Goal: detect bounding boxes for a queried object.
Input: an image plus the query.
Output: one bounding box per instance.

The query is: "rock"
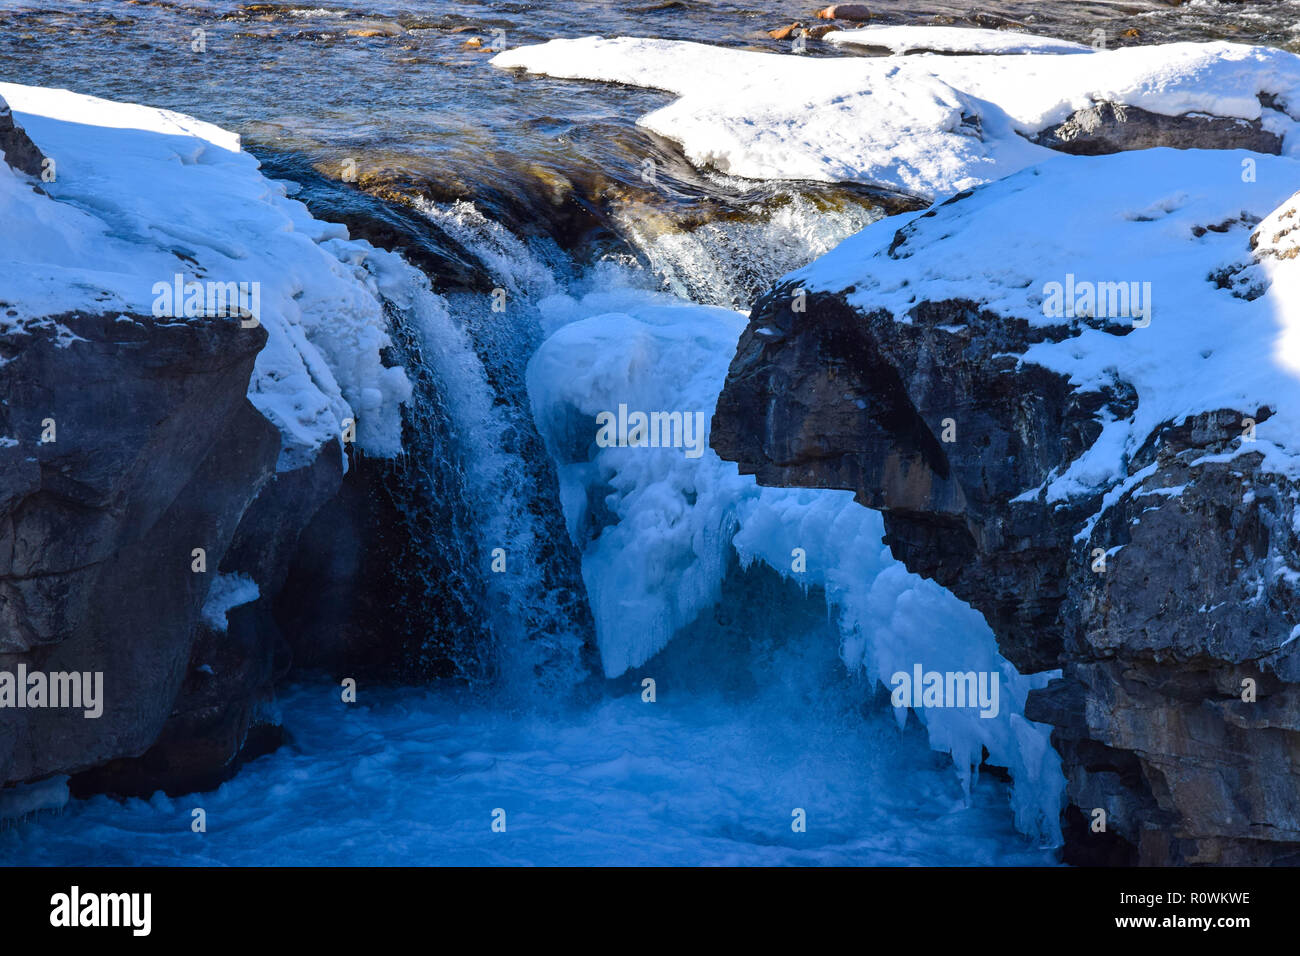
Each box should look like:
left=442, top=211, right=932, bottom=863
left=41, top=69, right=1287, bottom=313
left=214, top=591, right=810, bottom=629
left=0, top=311, right=280, bottom=787
left=768, top=24, right=802, bottom=41
left=462, top=37, right=484, bottom=49
left=711, top=154, right=1300, bottom=864
left=817, top=4, right=871, bottom=21
left=0, top=95, right=46, bottom=178
left=344, top=21, right=403, bottom=38
left=68, top=607, right=286, bottom=799
left=69, top=438, right=345, bottom=796
left=1032, top=101, right=1283, bottom=156
left=0, top=81, right=415, bottom=800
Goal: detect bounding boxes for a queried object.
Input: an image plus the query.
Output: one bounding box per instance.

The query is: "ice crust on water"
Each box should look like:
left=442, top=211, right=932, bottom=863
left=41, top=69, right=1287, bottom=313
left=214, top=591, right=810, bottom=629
left=0, top=82, right=411, bottom=470
left=494, top=37, right=1300, bottom=198
left=527, top=282, right=1064, bottom=843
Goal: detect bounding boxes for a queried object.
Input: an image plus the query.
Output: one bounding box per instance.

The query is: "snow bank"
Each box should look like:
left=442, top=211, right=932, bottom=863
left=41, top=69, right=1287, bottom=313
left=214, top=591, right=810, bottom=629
left=0, top=82, right=411, bottom=470
left=527, top=282, right=1063, bottom=842
left=791, top=148, right=1300, bottom=515
left=493, top=37, right=1300, bottom=198
left=825, top=25, right=1091, bottom=56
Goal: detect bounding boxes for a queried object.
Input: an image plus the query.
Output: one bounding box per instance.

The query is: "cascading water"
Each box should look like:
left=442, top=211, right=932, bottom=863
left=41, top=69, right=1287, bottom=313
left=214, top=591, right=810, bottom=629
left=366, top=188, right=891, bottom=702
left=609, top=188, right=888, bottom=309
left=387, top=190, right=1063, bottom=842
left=365, top=214, right=595, bottom=701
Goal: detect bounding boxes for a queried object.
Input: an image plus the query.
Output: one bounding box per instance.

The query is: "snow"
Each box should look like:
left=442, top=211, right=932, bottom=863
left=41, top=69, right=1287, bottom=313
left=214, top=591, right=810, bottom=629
left=0, top=82, right=412, bottom=470
left=825, top=25, right=1092, bottom=56
left=200, top=573, right=261, bottom=632
left=493, top=37, right=1300, bottom=199
left=787, top=148, right=1300, bottom=525
left=527, top=280, right=1063, bottom=842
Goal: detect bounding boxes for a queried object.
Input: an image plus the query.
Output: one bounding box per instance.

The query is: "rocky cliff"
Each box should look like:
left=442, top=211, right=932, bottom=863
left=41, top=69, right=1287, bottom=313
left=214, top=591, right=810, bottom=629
left=0, top=84, right=409, bottom=799
left=712, top=149, right=1300, bottom=865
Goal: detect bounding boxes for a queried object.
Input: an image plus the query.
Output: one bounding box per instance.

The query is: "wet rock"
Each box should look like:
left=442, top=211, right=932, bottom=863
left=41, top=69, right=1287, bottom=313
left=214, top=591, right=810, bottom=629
left=817, top=4, right=871, bottom=21
left=71, top=438, right=346, bottom=796
left=0, top=94, right=45, bottom=178
left=1032, top=101, right=1283, bottom=156
left=343, top=20, right=404, bottom=38
left=768, top=24, right=802, bottom=41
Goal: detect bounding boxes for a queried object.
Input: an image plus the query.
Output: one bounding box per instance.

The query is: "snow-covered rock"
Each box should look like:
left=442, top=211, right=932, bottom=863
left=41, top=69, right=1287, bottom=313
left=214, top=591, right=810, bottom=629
left=0, top=82, right=414, bottom=792
left=712, top=147, right=1300, bottom=864
left=0, top=81, right=411, bottom=471
left=493, top=37, right=1300, bottom=199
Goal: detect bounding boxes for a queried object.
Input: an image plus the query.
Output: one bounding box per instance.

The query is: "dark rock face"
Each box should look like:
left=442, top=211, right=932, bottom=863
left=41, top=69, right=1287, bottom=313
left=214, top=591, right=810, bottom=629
left=0, top=311, right=280, bottom=787
left=70, top=439, right=345, bottom=796
left=711, top=193, right=1300, bottom=865
left=1, top=305, right=356, bottom=797
left=1031, top=101, right=1283, bottom=157
left=0, top=94, right=46, bottom=178
left=713, top=291, right=1126, bottom=672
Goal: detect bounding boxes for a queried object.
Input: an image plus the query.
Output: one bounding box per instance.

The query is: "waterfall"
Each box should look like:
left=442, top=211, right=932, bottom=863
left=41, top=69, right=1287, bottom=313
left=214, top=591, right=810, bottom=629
left=365, top=224, right=594, bottom=702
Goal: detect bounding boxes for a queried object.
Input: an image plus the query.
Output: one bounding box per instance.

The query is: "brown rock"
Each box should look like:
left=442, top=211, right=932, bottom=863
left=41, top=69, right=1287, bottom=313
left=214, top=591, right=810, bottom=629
left=817, top=4, right=871, bottom=21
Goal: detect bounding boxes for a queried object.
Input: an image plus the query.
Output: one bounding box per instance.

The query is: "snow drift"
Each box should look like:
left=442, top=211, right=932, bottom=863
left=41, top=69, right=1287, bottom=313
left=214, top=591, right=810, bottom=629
left=493, top=37, right=1300, bottom=199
